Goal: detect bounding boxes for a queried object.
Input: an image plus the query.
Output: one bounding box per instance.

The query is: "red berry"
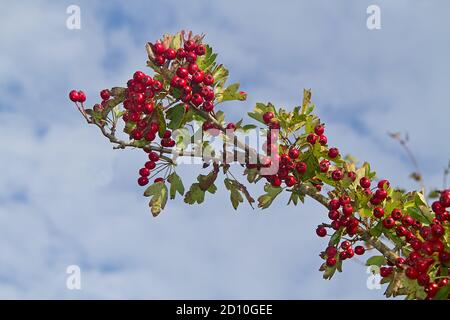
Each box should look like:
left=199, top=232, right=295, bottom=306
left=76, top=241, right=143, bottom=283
left=137, top=176, right=149, bottom=186
left=192, top=71, right=205, bottom=83
left=405, top=267, right=418, bottom=279
left=295, top=162, right=307, bottom=174
left=417, top=273, right=430, bottom=287
left=342, top=204, right=353, bottom=216
left=153, top=42, right=165, bottom=55
left=131, top=129, right=143, bottom=140
left=432, top=201, right=445, bottom=214
left=440, top=189, right=450, bottom=207
left=226, top=123, right=236, bottom=131
left=203, top=101, right=214, bottom=112
left=360, top=177, right=371, bottom=189
left=306, top=133, right=318, bottom=144
left=100, top=89, right=110, bottom=100
left=145, top=161, right=156, bottom=170
left=431, top=224, right=445, bottom=238
left=145, top=131, right=156, bottom=142
left=154, top=177, right=164, bottom=183
left=314, top=124, right=325, bottom=135
left=331, top=169, right=343, bottom=181
left=355, top=246, right=365, bottom=255
left=339, top=195, right=351, bottom=206
left=184, top=40, right=196, bottom=51
left=77, top=91, right=86, bottom=103
left=152, top=80, right=163, bottom=92
left=203, top=74, right=214, bottom=86
left=319, top=159, right=330, bottom=173
left=396, top=226, right=408, bottom=237
left=285, top=175, right=297, bottom=187
left=164, top=48, right=177, bottom=60
left=148, top=152, right=159, bottom=162
left=262, top=112, right=274, bottom=124
left=191, top=93, right=204, bottom=106
left=195, top=45, right=206, bottom=56
left=186, top=51, right=197, bottom=63
left=176, top=48, right=186, bottom=59
left=329, top=199, right=340, bottom=210
left=401, top=215, right=414, bottom=227
left=341, top=241, right=351, bottom=250
left=316, top=226, right=327, bottom=237
left=142, top=75, right=153, bottom=86
left=377, top=179, right=390, bottom=189
left=326, top=246, right=338, bottom=257
left=176, top=67, right=189, bottom=79
left=154, top=55, right=165, bottom=65
left=382, top=217, right=395, bottom=229
left=328, top=148, right=339, bottom=159
left=347, top=171, right=356, bottom=181
left=318, top=135, right=328, bottom=145
left=380, top=267, right=393, bottom=277
left=69, top=90, right=80, bottom=102
left=288, top=148, right=300, bottom=159
left=139, top=168, right=150, bottom=177
left=373, top=207, right=384, bottom=218
left=391, top=208, right=402, bottom=220
left=188, top=63, right=199, bottom=74
left=133, top=71, right=145, bottom=82
left=326, top=256, right=337, bottom=267
left=375, top=189, right=387, bottom=200
left=271, top=176, right=282, bottom=187
left=143, top=102, right=154, bottom=114
left=328, top=210, right=340, bottom=220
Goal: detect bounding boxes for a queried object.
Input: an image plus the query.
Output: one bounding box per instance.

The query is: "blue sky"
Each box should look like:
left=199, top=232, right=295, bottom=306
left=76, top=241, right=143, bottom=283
left=0, top=0, right=449, bottom=299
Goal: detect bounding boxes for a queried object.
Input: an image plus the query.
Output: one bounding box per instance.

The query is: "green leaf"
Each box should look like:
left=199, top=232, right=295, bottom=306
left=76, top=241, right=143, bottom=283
left=244, top=168, right=259, bottom=183
left=197, top=45, right=217, bottom=71
left=257, top=184, right=282, bottom=209
left=370, top=222, right=383, bottom=237
left=329, top=228, right=344, bottom=246
left=156, top=106, right=166, bottom=138
left=184, top=183, right=205, bottom=205
left=434, top=284, right=450, bottom=300
left=170, top=32, right=182, bottom=49
left=167, top=172, right=184, bottom=200
left=143, top=182, right=168, bottom=217
left=428, top=189, right=441, bottom=199
left=224, top=179, right=243, bottom=210
left=241, top=124, right=257, bottom=132
left=365, top=255, right=386, bottom=267
left=216, top=83, right=246, bottom=103
left=166, top=104, right=186, bottom=130
left=407, top=206, right=433, bottom=224
left=212, top=64, right=229, bottom=87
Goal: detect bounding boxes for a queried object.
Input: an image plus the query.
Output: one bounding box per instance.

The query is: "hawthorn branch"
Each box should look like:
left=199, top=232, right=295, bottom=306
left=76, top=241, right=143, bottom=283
left=300, top=184, right=399, bottom=263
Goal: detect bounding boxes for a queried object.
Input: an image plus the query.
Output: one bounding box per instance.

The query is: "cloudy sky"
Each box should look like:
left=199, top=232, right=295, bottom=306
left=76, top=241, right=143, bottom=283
left=0, top=0, right=449, bottom=299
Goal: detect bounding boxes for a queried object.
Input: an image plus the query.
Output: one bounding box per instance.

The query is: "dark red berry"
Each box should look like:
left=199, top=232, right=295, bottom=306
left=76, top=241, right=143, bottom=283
left=328, top=148, right=339, bottom=159
left=148, top=152, right=159, bottom=162
left=69, top=90, right=80, bottom=102
left=360, top=177, right=371, bottom=189
left=314, top=124, right=325, bottom=135
left=138, top=176, right=149, bottom=186
left=153, top=43, right=165, bottom=55
left=100, top=89, right=110, bottom=100
left=316, top=226, right=327, bottom=237
left=355, top=246, right=365, bottom=255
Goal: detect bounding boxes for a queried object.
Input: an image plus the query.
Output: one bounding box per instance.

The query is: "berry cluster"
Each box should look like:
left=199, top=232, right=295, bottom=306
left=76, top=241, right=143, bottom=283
left=376, top=189, right=449, bottom=299
left=151, top=39, right=217, bottom=115
left=257, top=113, right=343, bottom=190
left=69, top=90, right=86, bottom=103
